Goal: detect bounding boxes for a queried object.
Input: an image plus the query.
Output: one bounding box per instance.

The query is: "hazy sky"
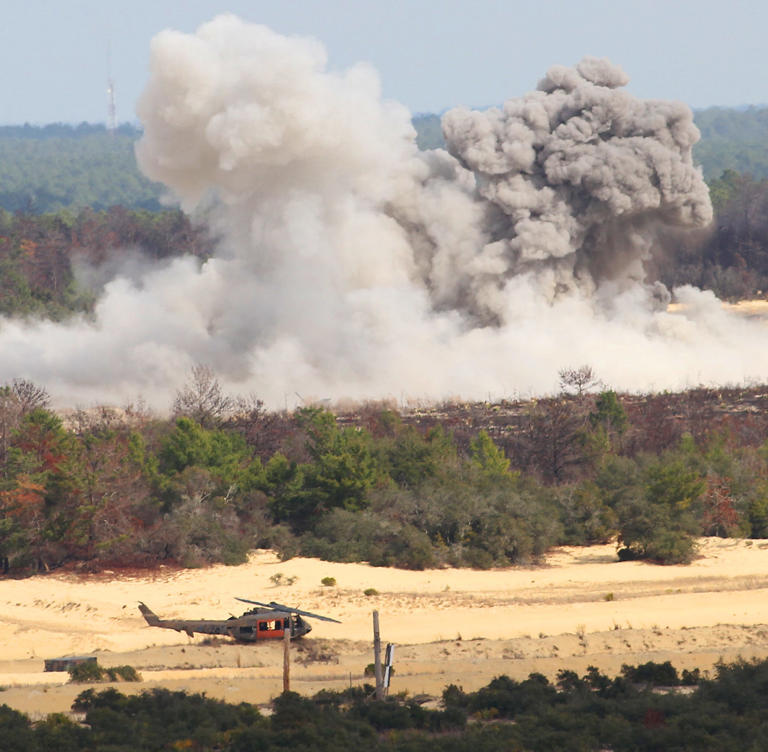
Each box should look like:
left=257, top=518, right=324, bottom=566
left=2, top=0, right=766, bottom=125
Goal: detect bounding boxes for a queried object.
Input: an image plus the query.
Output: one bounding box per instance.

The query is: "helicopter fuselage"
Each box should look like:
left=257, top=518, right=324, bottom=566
left=138, top=603, right=311, bottom=642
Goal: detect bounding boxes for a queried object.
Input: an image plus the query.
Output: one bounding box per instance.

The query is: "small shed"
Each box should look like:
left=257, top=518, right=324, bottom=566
left=44, top=655, right=97, bottom=672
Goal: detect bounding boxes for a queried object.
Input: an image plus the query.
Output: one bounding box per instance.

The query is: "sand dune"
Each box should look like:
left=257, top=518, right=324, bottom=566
left=2, top=537, right=768, bottom=717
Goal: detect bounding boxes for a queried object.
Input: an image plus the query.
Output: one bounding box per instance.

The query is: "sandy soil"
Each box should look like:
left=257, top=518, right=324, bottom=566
left=3, top=537, right=768, bottom=718
left=668, top=299, right=768, bottom=320
left=724, top=299, right=768, bottom=319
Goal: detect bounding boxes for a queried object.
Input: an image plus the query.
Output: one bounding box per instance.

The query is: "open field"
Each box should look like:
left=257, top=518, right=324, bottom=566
left=2, top=538, right=768, bottom=717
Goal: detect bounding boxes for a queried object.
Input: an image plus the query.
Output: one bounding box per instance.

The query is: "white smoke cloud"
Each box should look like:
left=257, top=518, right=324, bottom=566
left=0, top=15, right=766, bottom=410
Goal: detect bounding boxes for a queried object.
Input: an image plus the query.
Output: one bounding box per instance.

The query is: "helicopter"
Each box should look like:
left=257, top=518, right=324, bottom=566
left=138, top=598, right=341, bottom=643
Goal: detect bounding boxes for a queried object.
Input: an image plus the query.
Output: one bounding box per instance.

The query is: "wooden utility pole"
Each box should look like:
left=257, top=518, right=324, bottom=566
left=372, top=610, right=384, bottom=700
left=283, top=623, right=291, bottom=693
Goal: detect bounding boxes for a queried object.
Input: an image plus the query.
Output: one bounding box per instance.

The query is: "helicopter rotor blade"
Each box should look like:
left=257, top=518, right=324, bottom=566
left=236, top=597, right=341, bottom=623
left=236, top=597, right=276, bottom=610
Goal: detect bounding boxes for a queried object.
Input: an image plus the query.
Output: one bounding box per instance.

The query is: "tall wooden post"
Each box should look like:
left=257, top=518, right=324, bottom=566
left=372, top=610, right=384, bottom=700
left=283, top=622, right=291, bottom=693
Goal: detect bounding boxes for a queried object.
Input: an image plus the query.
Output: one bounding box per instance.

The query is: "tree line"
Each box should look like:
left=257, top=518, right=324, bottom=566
left=0, top=124, right=163, bottom=213
left=2, top=366, right=768, bottom=575
left=654, top=169, right=768, bottom=299
left=3, top=107, right=768, bottom=210
left=692, top=105, right=768, bottom=180
left=5, top=175, right=768, bottom=321
left=2, top=656, right=768, bottom=750
left=0, top=207, right=214, bottom=320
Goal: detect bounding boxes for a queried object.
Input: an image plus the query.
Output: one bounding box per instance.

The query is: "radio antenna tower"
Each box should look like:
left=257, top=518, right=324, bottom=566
left=106, top=42, right=117, bottom=134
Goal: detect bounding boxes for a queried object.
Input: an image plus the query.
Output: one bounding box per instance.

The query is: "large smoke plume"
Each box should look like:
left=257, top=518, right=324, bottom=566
left=1, top=15, right=766, bottom=408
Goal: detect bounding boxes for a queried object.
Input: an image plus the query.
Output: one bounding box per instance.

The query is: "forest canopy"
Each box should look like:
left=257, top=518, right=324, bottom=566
left=0, top=124, right=163, bottom=213
left=3, top=106, right=768, bottom=213
left=1, top=369, right=767, bottom=575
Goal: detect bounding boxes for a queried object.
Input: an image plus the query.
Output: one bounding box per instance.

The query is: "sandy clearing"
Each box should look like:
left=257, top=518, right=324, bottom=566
left=2, top=538, right=768, bottom=716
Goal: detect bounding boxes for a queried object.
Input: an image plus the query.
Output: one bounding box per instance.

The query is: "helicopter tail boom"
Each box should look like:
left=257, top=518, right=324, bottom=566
left=138, top=602, right=161, bottom=627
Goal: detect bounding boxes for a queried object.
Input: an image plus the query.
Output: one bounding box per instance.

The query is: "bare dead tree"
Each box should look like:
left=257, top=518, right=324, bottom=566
left=224, top=393, right=295, bottom=460
left=172, top=364, right=234, bottom=428
left=0, top=389, right=21, bottom=474
left=558, top=365, right=600, bottom=397
left=68, top=405, right=128, bottom=438
left=11, top=379, right=50, bottom=414
left=233, top=392, right=266, bottom=418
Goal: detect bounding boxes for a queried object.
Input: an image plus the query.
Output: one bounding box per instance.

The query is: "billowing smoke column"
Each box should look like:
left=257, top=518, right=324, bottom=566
left=440, top=57, right=712, bottom=318
left=0, top=14, right=765, bottom=408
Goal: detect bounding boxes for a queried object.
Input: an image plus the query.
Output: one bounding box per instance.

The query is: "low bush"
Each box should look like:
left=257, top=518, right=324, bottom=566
left=68, top=661, right=104, bottom=683
left=621, top=660, right=680, bottom=686
left=68, top=662, right=142, bottom=683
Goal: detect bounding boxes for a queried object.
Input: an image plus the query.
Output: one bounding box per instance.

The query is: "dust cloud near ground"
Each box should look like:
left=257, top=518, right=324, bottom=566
left=2, top=538, right=768, bottom=717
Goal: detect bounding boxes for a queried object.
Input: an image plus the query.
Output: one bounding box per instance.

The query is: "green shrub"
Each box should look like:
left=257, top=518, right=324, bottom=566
left=621, top=660, right=680, bottom=686
left=105, top=665, right=142, bottom=682
left=681, top=667, right=702, bottom=685
left=68, top=661, right=104, bottom=683
left=269, top=572, right=297, bottom=586
left=615, top=456, right=703, bottom=564
left=320, top=576, right=336, bottom=587
left=462, top=546, right=495, bottom=569
left=68, top=661, right=141, bottom=683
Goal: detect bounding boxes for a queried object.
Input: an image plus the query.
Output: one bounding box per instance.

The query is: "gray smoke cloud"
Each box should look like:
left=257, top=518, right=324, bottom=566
left=436, top=57, right=712, bottom=320
left=0, top=15, right=765, bottom=409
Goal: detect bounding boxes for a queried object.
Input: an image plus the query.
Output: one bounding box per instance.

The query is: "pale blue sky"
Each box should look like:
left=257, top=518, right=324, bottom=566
left=2, top=0, right=765, bottom=125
